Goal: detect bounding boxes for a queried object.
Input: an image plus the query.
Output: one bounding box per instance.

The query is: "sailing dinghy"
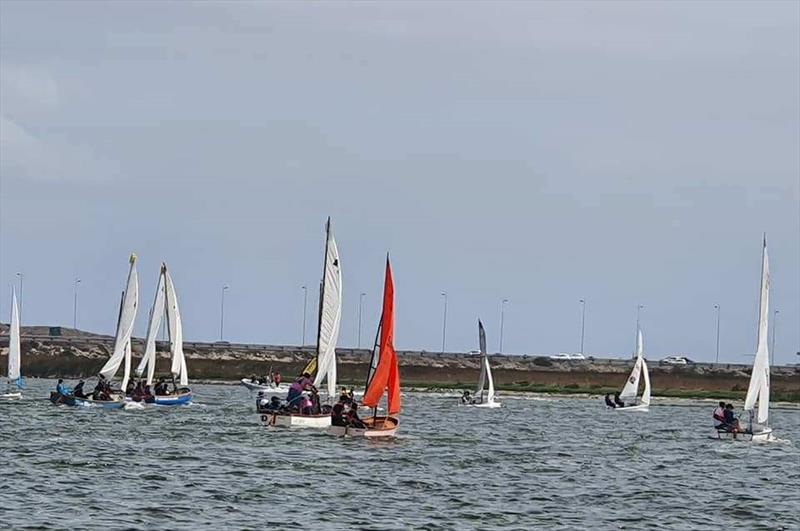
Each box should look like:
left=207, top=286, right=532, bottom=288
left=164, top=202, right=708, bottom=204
left=135, top=263, right=192, bottom=406
left=328, top=256, right=400, bottom=438
left=51, top=254, right=138, bottom=409
left=261, top=218, right=342, bottom=428
left=613, top=329, right=651, bottom=412
left=2, top=289, right=23, bottom=399
left=463, top=321, right=500, bottom=408
left=716, top=237, right=775, bottom=442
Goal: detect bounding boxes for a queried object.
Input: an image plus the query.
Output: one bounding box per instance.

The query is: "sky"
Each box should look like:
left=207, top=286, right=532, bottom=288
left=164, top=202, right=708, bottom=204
left=1, top=1, right=798, bottom=363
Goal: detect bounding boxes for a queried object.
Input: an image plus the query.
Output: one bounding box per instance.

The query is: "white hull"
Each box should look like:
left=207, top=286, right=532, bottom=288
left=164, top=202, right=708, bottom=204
left=714, top=427, right=774, bottom=442
left=241, top=379, right=277, bottom=391
left=614, top=403, right=649, bottom=412
left=1, top=392, right=22, bottom=400
left=260, top=411, right=331, bottom=428
left=466, top=400, right=501, bottom=409
left=327, top=416, right=399, bottom=438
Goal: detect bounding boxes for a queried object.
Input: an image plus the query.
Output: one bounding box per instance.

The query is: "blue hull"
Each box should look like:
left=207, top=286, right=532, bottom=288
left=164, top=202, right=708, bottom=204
left=150, top=390, right=192, bottom=406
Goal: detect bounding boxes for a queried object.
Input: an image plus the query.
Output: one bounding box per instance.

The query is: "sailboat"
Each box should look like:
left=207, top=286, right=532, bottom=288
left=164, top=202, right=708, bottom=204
left=261, top=218, right=342, bottom=428
left=1, top=289, right=23, bottom=399
left=717, top=237, right=775, bottom=442
left=613, top=329, right=651, bottom=412
left=135, top=263, right=192, bottom=406
left=463, top=320, right=500, bottom=408
left=328, top=256, right=399, bottom=438
left=51, top=254, right=138, bottom=409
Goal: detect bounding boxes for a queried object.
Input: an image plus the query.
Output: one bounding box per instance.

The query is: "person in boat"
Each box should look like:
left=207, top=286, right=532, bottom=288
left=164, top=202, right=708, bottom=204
left=722, top=403, right=745, bottom=436
left=125, top=379, right=136, bottom=396
left=56, top=379, right=67, bottom=396
left=143, top=385, right=155, bottom=402
left=461, top=390, right=473, bottom=405
left=286, top=372, right=314, bottom=411
left=613, top=393, right=625, bottom=408
left=155, top=377, right=169, bottom=396
left=73, top=379, right=88, bottom=399
left=339, top=386, right=352, bottom=405
left=604, top=393, right=616, bottom=408
left=300, top=394, right=315, bottom=415
left=274, top=372, right=282, bottom=386
left=131, top=381, right=145, bottom=402
left=309, top=387, right=322, bottom=414
left=345, top=402, right=366, bottom=429
left=712, top=401, right=726, bottom=430
left=332, top=400, right=347, bottom=427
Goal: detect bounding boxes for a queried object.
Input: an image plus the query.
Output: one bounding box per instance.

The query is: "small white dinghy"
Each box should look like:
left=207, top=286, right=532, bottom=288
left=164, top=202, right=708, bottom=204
left=716, top=237, right=775, bottom=442
left=463, top=321, right=500, bottom=408
left=613, top=329, right=651, bottom=412
left=2, top=289, right=23, bottom=400
left=261, top=218, right=341, bottom=428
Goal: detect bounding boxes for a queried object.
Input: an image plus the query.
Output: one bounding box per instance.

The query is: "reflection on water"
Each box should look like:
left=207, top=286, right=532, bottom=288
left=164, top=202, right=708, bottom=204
left=2, top=380, right=798, bottom=530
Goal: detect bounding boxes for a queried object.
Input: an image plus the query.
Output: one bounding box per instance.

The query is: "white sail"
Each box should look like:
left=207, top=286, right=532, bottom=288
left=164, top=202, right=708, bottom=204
left=121, top=340, right=132, bottom=392
left=7, top=289, right=21, bottom=382
left=99, top=254, right=139, bottom=383
left=475, top=321, right=487, bottom=397
left=620, top=329, right=644, bottom=401
left=313, top=219, right=342, bottom=398
left=485, top=355, right=496, bottom=403
left=164, top=266, right=188, bottom=386
left=137, top=267, right=166, bottom=385
left=640, top=359, right=651, bottom=406
left=744, top=237, right=770, bottom=425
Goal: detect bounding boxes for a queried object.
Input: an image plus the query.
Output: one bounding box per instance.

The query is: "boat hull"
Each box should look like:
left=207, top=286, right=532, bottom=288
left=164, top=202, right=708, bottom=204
left=1, top=392, right=22, bottom=400
left=327, top=416, right=399, bottom=438
left=50, top=392, right=126, bottom=409
left=241, top=379, right=276, bottom=392
left=465, top=400, right=501, bottom=409
left=148, top=389, right=192, bottom=406
left=714, top=427, right=774, bottom=442
left=614, top=403, right=649, bottom=412
left=260, top=411, right=331, bottom=428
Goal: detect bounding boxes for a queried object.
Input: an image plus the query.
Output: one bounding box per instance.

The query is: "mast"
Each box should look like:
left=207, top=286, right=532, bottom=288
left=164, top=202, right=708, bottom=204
left=315, top=218, right=331, bottom=373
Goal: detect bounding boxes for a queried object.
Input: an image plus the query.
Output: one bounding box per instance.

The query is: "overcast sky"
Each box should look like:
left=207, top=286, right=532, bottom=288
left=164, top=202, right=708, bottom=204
left=1, top=1, right=798, bottom=363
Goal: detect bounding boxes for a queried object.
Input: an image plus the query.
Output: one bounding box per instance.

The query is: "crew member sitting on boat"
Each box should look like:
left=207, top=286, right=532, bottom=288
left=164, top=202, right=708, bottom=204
left=722, top=403, right=746, bottom=437
left=274, top=372, right=282, bottom=386
left=286, top=372, right=315, bottom=411
left=92, top=377, right=112, bottom=401
left=339, top=386, right=352, bottom=405
left=712, top=401, right=726, bottom=430
left=346, top=402, right=366, bottom=428
left=73, top=379, right=88, bottom=398
left=461, top=390, right=474, bottom=405
left=332, top=400, right=347, bottom=426
left=56, top=379, right=68, bottom=396
left=155, top=377, right=170, bottom=396
left=143, top=385, right=155, bottom=402
left=131, top=381, right=146, bottom=402
left=125, top=379, right=136, bottom=396
left=604, top=393, right=616, bottom=408
left=613, top=393, right=625, bottom=408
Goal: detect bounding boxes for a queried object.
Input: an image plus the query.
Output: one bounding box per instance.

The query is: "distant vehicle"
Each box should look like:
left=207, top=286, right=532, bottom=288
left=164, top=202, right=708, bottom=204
left=549, top=352, right=586, bottom=360
left=661, top=355, right=690, bottom=365
left=214, top=341, right=231, bottom=345
left=468, top=350, right=481, bottom=355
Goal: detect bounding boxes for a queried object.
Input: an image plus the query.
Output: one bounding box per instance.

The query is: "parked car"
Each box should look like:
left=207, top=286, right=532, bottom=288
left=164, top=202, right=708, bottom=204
left=661, top=355, right=690, bottom=365
left=549, top=352, right=586, bottom=360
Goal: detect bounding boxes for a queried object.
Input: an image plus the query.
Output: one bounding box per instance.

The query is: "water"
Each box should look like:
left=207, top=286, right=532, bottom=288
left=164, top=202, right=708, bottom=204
left=2, top=380, right=799, bottom=530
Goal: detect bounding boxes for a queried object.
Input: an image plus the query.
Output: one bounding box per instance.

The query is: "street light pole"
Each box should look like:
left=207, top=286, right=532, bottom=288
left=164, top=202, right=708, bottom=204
left=357, top=292, right=366, bottom=349
left=499, top=298, right=508, bottom=353
left=634, top=304, right=644, bottom=358
left=219, top=285, right=229, bottom=341
left=771, top=309, right=779, bottom=365
left=301, top=285, right=308, bottom=346
left=714, top=304, right=721, bottom=363
left=73, top=278, right=81, bottom=329
left=579, top=299, right=586, bottom=356
left=16, top=272, right=23, bottom=323
left=441, top=291, right=448, bottom=353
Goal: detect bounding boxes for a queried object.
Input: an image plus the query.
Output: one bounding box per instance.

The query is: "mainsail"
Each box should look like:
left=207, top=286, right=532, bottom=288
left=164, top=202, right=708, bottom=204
left=165, top=265, right=188, bottom=386
left=475, top=320, right=496, bottom=403
left=620, top=328, right=649, bottom=405
left=99, top=254, right=139, bottom=387
left=312, top=218, right=343, bottom=398
left=744, top=236, right=770, bottom=426
left=137, top=266, right=166, bottom=385
left=7, top=289, right=21, bottom=385
left=362, top=257, right=400, bottom=416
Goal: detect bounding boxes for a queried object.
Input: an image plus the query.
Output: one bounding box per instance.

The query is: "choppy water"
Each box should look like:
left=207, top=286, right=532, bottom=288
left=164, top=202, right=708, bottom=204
left=1, top=380, right=799, bottom=530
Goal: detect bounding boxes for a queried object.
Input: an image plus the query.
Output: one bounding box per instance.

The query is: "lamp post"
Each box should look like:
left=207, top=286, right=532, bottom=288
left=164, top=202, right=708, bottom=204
left=771, top=309, right=779, bottom=365
left=73, top=278, right=81, bottom=329
left=714, top=304, right=721, bottom=363
left=357, top=292, right=366, bottom=349
left=634, top=304, right=644, bottom=358
left=499, top=298, right=509, bottom=353
left=301, top=285, right=308, bottom=346
left=16, top=272, right=23, bottom=323
left=579, top=299, right=586, bottom=356
left=219, top=285, right=229, bottom=341
left=441, top=291, right=448, bottom=353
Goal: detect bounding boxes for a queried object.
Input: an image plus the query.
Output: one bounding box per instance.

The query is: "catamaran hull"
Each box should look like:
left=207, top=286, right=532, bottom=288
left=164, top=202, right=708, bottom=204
left=328, top=416, right=399, bottom=438
left=50, top=392, right=126, bottom=409
left=260, top=412, right=331, bottom=428
left=614, top=404, right=649, bottom=412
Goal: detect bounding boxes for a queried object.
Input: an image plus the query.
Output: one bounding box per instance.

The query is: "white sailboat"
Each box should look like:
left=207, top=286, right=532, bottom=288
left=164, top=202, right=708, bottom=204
left=2, top=289, right=23, bottom=399
left=613, top=329, right=651, bottom=412
left=464, top=320, right=500, bottom=408
left=261, top=218, right=341, bottom=428
left=135, top=263, right=192, bottom=405
left=718, top=237, right=775, bottom=442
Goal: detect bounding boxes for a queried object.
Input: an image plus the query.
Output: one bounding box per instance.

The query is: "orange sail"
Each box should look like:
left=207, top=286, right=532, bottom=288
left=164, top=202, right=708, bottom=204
left=362, top=257, right=401, bottom=415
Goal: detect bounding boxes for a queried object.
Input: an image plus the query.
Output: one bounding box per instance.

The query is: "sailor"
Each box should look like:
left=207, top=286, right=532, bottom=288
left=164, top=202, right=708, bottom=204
left=274, top=371, right=282, bottom=386
left=461, top=390, right=472, bottom=405
left=73, top=379, right=87, bottom=398
left=155, top=377, right=168, bottom=396
left=256, top=391, right=270, bottom=411
left=331, top=401, right=347, bottom=427
left=286, top=372, right=314, bottom=410
left=613, top=393, right=625, bottom=408
left=339, top=386, right=351, bottom=405
left=723, top=404, right=745, bottom=437
left=131, top=381, right=145, bottom=402
left=712, top=401, right=726, bottom=429
left=143, top=385, right=155, bottom=402
left=56, top=379, right=67, bottom=396
left=346, top=403, right=366, bottom=429
left=125, top=379, right=136, bottom=396
left=604, top=394, right=616, bottom=408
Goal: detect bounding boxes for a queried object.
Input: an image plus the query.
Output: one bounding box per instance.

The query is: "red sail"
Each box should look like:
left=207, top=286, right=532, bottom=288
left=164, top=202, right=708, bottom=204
left=362, top=258, right=401, bottom=415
